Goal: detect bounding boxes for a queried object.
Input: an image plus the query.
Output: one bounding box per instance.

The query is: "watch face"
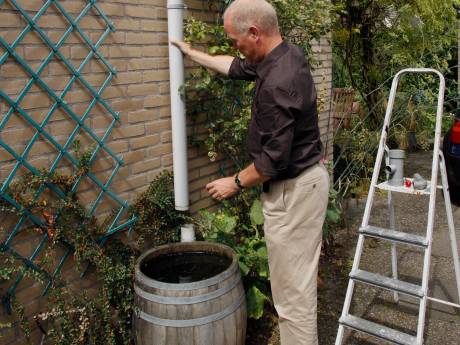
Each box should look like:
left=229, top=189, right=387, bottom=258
left=235, top=175, right=243, bottom=189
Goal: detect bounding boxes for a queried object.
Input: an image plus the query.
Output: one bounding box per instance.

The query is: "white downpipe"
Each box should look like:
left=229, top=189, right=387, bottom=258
left=167, top=0, right=189, bottom=211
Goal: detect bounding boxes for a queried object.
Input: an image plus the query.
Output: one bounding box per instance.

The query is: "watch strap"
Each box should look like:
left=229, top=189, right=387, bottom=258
left=234, top=174, right=244, bottom=189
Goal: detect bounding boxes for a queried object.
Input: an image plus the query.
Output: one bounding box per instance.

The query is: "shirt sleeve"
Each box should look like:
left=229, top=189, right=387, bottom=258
left=228, top=57, right=257, bottom=81
left=253, top=87, right=298, bottom=178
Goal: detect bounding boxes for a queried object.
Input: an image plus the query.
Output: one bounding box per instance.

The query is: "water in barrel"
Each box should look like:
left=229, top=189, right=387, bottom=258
left=140, top=251, right=232, bottom=283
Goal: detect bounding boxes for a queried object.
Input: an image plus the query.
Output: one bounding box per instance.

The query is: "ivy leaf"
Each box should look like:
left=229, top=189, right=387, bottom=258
left=246, top=285, right=269, bottom=319
left=250, top=199, right=264, bottom=226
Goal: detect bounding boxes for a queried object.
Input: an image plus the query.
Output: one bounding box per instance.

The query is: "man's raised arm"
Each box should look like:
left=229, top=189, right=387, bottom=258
left=171, top=40, right=234, bottom=76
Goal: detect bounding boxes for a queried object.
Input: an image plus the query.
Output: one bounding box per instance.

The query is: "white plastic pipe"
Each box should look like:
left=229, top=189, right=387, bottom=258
left=180, top=223, right=196, bottom=242
left=167, top=0, right=189, bottom=211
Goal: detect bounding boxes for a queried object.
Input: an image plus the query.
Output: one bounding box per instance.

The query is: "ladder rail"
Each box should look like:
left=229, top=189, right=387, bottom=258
left=416, top=69, right=445, bottom=345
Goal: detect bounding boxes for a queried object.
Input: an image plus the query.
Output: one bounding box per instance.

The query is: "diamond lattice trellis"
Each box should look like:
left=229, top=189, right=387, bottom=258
left=0, top=0, right=137, bottom=312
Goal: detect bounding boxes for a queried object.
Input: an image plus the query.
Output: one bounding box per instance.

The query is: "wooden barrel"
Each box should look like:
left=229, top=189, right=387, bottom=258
left=133, top=242, right=247, bottom=345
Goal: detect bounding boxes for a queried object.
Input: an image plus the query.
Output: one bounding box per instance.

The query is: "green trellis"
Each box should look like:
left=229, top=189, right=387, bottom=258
left=0, top=0, right=137, bottom=312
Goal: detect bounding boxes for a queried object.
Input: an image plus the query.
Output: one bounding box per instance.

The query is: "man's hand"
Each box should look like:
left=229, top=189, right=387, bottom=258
left=170, top=40, right=192, bottom=55
left=206, top=177, right=240, bottom=201
left=170, top=40, right=234, bottom=76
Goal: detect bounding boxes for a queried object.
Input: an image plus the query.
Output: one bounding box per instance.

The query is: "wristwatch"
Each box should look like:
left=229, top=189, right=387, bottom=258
left=234, top=173, right=245, bottom=190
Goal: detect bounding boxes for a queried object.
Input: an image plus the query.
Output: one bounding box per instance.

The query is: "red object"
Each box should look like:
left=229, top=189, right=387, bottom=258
left=405, top=179, right=412, bottom=188
left=451, top=118, right=460, bottom=144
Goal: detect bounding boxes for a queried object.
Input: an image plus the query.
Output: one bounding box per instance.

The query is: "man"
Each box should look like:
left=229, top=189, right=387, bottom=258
left=172, top=1, right=329, bottom=344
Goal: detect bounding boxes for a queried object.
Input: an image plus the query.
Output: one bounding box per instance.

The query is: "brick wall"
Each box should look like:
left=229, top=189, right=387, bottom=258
left=0, top=1, right=332, bottom=344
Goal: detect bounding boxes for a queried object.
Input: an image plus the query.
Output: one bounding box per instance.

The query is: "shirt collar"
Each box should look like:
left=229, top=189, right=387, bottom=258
left=256, top=41, right=289, bottom=78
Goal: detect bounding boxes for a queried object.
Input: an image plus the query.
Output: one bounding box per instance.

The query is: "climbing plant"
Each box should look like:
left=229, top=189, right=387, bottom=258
left=0, top=169, right=185, bottom=344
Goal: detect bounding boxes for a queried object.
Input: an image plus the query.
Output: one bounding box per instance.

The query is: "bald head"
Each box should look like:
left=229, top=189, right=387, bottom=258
left=223, top=0, right=280, bottom=36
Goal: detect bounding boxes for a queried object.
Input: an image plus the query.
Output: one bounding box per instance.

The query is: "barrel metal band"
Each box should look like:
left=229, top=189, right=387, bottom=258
left=134, top=273, right=241, bottom=305
left=137, top=292, right=245, bottom=328
left=137, top=262, right=239, bottom=291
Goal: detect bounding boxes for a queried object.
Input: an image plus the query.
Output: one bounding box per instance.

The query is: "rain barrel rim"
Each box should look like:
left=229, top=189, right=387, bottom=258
left=135, top=241, right=239, bottom=291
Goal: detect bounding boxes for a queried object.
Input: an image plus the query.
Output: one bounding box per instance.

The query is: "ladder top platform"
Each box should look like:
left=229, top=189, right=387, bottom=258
left=376, top=179, right=442, bottom=196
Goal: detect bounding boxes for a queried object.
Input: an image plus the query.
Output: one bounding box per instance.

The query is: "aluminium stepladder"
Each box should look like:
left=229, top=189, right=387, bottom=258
left=335, top=68, right=460, bottom=345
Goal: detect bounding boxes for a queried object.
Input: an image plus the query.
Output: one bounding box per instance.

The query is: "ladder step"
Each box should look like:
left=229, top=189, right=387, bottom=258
left=360, top=225, right=428, bottom=247
left=350, top=269, right=423, bottom=298
left=339, top=315, right=417, bottom=345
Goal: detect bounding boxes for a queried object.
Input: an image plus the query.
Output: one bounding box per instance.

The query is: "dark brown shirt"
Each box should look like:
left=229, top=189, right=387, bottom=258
left=228, top=41, right=323, bottom=181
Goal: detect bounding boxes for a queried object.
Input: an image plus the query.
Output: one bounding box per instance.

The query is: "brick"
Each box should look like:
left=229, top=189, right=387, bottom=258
left=147, top=143, right=172, bottom=157
left=199, top=163, right=220, bottom=177
left=130, top=134, right=160, bottom=149
left=156, top=7, right=167, bottom=19
left=131, top=158, right=161, bottom=174
left=161, top=131, right=172, bottom=143
left=125, top=32, right=168, bottom=45
left=144, top=95, right=170, bottom=108
left=107, top=140, right=129, bottom=153
left=189, top=156, right=212, bottom=169
left=49, top=120, right=78, bottom=136
left=123, top=149, right=145, bottom=164
left=146, top=120, right=171, bottom=133
left=36, top=14, right=69, bottom=29
left=18, top=93, right=52, bottom=109
left=159, top=106, right=171, bottom=119
left=112, top=124, right=145, bottom=139
left=66, top=89, right=92, bottom=103
left=112, top=71, right=143, bottom=85
left=161, top=153, right=173, bottom=166
left=111, top=174, right=146, bottom=193
left=109, top=59, right=129, bottom=72
left=25, top=46, right=70, bottom=61
left=114, top=18, right=141, bottom=31
left=190, top=196, right=215, bottom=213
left=125, top=5, right=157, bottom=19
left=59, top=1, right=86, bottom=14
left=143, top=69, right=170, bottom=82
left=159, top=83, right=171, bottom=94
left=111, top=98, right=144, bottom=112
left=0, top=13, right=25, bottom=27
left=70, top=45, right=91, bottom=59
left=111, top=0, right=164, bottom=5
left=128, top=109, right=155, bottom=123
left=128, top=58, right=168, bottom=71
left=98, top=3, right=125, bottom=16
left=47, top=61, right=72, bottom=76
left=101, top=85, right=127, bottom=99
left=0, top=62, right=30, bottom=78
left=142, top=46, right=168, bottom=57
left=92, top=157, right=114, bottom=172
left=127, top=83, right=159, bottom=97
left=141, top=19, right=168, bottom=32
left=109, top=46, right=142, bottom=58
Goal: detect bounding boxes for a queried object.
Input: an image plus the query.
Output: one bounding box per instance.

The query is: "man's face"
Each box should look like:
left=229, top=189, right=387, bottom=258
left=224, top=17, right=262, bottom=63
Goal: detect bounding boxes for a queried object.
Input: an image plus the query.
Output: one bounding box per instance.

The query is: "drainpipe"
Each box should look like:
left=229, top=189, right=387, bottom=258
left=167, top=0, right=189, bottom=211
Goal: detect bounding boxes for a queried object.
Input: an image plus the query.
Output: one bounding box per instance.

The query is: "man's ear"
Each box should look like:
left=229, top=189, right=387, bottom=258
left=248, top=26, right=261, bottom=41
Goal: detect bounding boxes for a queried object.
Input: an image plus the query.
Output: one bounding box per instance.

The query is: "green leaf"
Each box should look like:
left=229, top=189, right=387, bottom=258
left=246, top=286, right=269, bottom=319
left=217, top=213, right=237, bottom=234
left=250, top=199, right=264, bottom=226
left=238, top=260, right=250, bottom=276
left=326, top=208, right=341, bottom=223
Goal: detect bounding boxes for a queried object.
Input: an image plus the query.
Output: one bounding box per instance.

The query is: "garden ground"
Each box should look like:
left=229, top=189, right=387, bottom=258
left=246, top=151, right=460, bottom=344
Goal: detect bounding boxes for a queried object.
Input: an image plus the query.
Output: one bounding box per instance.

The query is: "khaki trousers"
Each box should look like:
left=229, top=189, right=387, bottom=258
left=262, top=163, right=329, bottom=345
